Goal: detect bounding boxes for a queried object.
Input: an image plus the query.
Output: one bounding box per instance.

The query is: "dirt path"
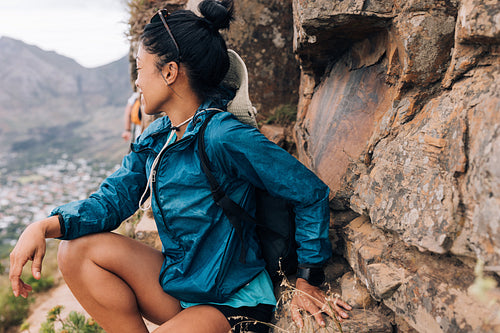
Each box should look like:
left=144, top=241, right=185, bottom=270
left=26, top=278, right=158, bottom=332
left=25, top=280, right=87, bottom=331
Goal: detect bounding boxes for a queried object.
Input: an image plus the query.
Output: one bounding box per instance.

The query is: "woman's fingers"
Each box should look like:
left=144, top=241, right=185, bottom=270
left=323, top=296, right=351, bottom=320
left=19, top=280, right=33, bottom=298
left=334, top=297, right=352, bottom=318
left=9, top=222, right=48, bottom=297
left=302, top=295, right=325, bottom=326
left=291, top=278, right=352, bottom=327
left=311, top=306, right=326, bottom=327
left=9, top=252, right=28, bottom=297
left=290, top=301, right=304, bottom=328
left=31, top=248, right=45, bottom=280
left=292, top=288, right=327, bottom=327
left=10, top=249, right=42, bottom=297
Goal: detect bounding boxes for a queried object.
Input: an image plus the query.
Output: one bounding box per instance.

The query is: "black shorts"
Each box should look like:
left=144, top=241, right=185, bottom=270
left=211, top=303, right=274, bottom=333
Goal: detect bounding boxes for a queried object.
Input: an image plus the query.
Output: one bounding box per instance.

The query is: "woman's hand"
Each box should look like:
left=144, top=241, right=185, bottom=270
left=9, top=216, right=61, bottom=298
left=122, top=130, right=132, bottom=142
left=290, top=278, right=351, bottom=328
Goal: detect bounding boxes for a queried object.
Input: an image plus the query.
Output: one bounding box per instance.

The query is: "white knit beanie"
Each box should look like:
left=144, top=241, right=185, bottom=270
left=221, top=50, right=258, bottom=128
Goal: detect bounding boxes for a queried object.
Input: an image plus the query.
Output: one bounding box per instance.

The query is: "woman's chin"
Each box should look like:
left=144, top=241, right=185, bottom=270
left=143, top=107, right=163, bottom=116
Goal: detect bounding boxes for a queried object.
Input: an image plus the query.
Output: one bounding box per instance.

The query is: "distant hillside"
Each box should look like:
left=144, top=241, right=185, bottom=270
left=0, top=37, right=132, bottom=170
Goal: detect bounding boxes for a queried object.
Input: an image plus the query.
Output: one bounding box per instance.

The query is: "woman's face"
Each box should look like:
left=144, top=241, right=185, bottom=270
left=135, top=44, right=169, bottom=115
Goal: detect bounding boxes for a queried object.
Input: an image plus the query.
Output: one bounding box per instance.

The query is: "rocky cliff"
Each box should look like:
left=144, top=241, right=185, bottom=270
left=127, top=0, right=500, bottom=332
left=293, top=0, right=500, bottom=331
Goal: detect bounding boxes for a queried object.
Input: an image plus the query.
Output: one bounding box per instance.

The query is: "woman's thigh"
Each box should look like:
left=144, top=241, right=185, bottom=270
left=154, top=305, right=231, bottom=333
left=58, top=232, right=181, bottom=324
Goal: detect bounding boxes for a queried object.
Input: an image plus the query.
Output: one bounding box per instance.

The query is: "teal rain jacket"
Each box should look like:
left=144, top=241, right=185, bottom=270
left=51, top=100, right=332, bottom=303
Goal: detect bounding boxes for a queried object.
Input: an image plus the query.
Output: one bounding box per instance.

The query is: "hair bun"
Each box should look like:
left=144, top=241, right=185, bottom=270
left=199, top=0, right=234, bottom=30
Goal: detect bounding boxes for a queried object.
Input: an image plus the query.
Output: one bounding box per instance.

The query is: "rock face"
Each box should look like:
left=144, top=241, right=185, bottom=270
left=127, top=0, right=500, bottom=332
left=220, top=0, right=300, bottom=116
left=293, top=0, right=500, bottom=331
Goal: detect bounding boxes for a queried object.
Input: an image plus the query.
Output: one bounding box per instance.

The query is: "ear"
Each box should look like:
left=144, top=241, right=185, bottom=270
left=161, top=61, right=179, bottom=85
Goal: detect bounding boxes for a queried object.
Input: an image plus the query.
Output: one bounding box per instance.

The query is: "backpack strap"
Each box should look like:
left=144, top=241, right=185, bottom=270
left=198, top=111, right=256, bottom=263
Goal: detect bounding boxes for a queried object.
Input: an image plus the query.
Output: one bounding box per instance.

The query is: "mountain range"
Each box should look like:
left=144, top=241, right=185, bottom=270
left=0, top=36, right=133, bottom=171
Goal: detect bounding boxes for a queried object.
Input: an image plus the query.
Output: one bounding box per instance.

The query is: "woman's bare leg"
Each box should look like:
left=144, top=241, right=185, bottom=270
left=58, top=232, right=181, bottom=333
left=58, top=232, right=231, bottom=333
left=153, top=305, right=231, bottom=333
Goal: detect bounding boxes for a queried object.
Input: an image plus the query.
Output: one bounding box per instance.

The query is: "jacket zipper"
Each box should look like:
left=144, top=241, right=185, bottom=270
left=130, top=146, right=156, bottom=154
left=143, top=113, right=206, bottom=244
left=151, top=135, right=193, bottom=245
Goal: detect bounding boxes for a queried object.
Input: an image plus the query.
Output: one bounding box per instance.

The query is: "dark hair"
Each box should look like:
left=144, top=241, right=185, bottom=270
left=140, top=0, right=234, bottom=100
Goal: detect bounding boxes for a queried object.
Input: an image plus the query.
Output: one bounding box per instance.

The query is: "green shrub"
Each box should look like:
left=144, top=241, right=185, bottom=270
left=24, top=275, right=54, bottom=293
left=0, top=241, right=58, bottom=332
left=265, top=104, right=297, bottom=126
left=36, top=306, right=104, bottom=333
left=0, top=290, right=32, bottom=332
left=0, top=276, right=54, bottom=332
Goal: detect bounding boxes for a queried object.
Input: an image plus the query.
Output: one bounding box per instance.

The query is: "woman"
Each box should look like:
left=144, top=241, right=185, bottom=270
left=9, top=1, right=351, bottom=332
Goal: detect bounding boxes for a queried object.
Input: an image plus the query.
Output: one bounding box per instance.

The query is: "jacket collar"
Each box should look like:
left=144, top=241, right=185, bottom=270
left=131, top=98, right=227, bottom=153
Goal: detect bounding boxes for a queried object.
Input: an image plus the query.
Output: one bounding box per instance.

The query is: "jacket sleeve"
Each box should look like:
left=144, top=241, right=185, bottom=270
left=206, top=114, right=332, bottom=267
left=49, top=150, right=148, bottom=240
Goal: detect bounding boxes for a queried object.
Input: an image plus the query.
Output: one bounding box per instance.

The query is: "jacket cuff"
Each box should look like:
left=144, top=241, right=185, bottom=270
left=52, top=213, right=66, bottom=238
left=297, top=266, right=325, bottom=286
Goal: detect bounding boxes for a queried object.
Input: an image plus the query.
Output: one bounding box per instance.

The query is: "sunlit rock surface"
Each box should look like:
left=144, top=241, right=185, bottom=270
left=293, top=0, right=500, bottom=331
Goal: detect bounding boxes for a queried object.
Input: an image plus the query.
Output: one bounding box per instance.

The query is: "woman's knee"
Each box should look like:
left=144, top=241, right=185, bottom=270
left=57, top=235, right=93, bottom=275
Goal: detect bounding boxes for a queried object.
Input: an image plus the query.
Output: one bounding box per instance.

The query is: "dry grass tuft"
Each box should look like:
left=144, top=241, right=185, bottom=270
left=231, top=274, right=345, bottom=333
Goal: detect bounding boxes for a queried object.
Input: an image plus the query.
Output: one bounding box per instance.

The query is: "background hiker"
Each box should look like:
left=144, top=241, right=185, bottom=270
left=122, top=91, right=142, bottom=142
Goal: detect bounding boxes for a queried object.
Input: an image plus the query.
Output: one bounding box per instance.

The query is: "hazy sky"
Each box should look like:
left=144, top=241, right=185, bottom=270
left=0, top=0, right=130, bottom=68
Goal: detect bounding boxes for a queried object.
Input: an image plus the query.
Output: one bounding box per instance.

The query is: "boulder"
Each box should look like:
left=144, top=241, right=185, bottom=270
left=451, top=65, right=500, bottom=266
left=455, top=0, right=500, bottom=44
left=443, top=0, right=499, bottom=87
left=340, top=271, right=374, bottom=308
left=292, top=0, right=499, bottom=264
left=343, top=216, right=500, bottom=332
left=391, top=9, right=456, bottom=86
left=351, top=89, right=467, bottom=253
left=351, top=64, right=500, bottom=263
left=260, top=124, right=285, bottom=147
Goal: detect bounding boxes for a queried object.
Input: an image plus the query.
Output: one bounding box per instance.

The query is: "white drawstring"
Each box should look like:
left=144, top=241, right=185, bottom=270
left=139, top=115, right=194, bottom=211
left=137, top=109, right=225, bottom=210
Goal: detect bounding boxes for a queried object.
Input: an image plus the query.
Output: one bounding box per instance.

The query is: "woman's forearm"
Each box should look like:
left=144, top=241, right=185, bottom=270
left=38, top=215, right=63, bottom=238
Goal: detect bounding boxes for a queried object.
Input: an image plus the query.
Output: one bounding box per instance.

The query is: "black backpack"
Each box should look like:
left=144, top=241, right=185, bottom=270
left=197, top=111, right=298, bottom=283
